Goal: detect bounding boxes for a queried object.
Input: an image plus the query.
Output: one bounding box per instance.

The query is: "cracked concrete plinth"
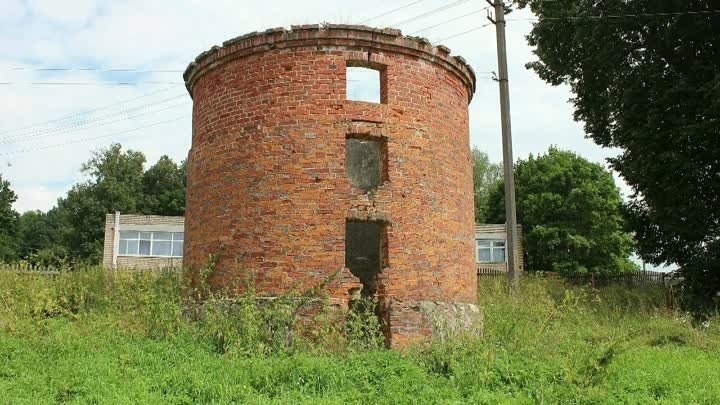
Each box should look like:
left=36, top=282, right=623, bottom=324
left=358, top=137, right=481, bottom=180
left=383, top=299, right=483, bottom=347
left=419, top=301, right=483, bottom=342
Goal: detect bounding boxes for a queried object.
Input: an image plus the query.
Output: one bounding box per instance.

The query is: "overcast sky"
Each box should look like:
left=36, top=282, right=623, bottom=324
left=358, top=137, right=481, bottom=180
left=0, top=0, right=629, bottom=213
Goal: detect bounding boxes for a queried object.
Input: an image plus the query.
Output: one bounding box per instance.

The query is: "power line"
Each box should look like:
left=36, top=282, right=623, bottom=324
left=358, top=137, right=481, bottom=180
left=436, top=22, right=495, bottom=42
left=0, top=101, right=188, bottom=147
left=5, top=67, right=184, bottom=73
left=409, top=6, right=490, bottom=35
left=359, top=0, right=427, bottom=24
left=0, top=115, right=189, bottom=157
left=393, top=0, right=471, bottom=27
left=430, top=9, right=720, bottom=42
left=0, top=86, right=179, bottom=136
left=0, top=81, right=185, bottom=86
left=508, top=9, right=720, bottom=22
left=0, top=94, right=188, bottom=144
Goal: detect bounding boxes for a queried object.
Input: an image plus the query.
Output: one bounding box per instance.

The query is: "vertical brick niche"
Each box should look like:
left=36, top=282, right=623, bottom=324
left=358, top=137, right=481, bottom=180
left=183, top=24, right=480, bottom=347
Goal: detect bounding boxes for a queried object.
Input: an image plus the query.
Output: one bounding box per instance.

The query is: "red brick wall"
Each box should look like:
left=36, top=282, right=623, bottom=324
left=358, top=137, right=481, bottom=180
left=184, top=24, right=477, bottom=346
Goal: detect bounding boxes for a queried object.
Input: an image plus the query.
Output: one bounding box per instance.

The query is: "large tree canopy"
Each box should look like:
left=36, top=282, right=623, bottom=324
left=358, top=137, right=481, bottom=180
left=515, top=0, right=720, bottom=307
left=471, top=147, right=503, bottom=223
left=140, top=156, right=186, bottom=216
left=488, top=148, right=636, bottom=274
left=57, top=144, right=146, bottom=261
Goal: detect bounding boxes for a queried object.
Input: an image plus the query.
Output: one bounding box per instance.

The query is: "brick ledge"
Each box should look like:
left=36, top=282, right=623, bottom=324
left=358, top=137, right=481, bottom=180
left=183, top=23, right=476, bottom=102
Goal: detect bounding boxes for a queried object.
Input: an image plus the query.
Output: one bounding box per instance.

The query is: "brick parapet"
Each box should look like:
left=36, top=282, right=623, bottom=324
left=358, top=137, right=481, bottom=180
left=183, top=24, right=476, bottom=103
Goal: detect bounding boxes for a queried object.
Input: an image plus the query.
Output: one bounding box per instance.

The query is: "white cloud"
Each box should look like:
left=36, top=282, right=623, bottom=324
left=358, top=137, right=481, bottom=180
left=0, top=0, right=627, bottom=215
left=2, top=0, right=26, bottom=21
left=12, top=183, right=69, bottom=213
left=25, top=0, right=97, bottom=28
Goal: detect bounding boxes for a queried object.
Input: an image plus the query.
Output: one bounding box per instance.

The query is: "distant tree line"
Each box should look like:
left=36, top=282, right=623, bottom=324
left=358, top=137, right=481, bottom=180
left=0, top=144, right=185, bottom=265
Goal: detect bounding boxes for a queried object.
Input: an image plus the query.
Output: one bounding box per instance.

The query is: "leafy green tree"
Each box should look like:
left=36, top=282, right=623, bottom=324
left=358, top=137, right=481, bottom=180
left=515, top=0, right=720, bottom=307
left=17, top=210, right=54, bottom=258
left=15, top=208, right=68, bottom=266
left=471, top=148, right=503, bottom=223
left=140, top=156, right=186, bottom=216
left=0, top=174, right=19, bottom=262
left=57, top=144, right=146, bottom=261
left=82, top=143, right=146, bottom=213
left=488, top=148, right=636, bottom=274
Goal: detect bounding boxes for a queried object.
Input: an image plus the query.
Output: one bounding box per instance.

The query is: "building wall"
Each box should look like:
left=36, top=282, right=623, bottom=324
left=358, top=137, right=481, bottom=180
left=102, top=214, right=115, bottom=268
left=102, top=213, right=185, bottom=270
left=475, top=224, right=524, bottom=273
left=183, top=24, right=478, bottom=347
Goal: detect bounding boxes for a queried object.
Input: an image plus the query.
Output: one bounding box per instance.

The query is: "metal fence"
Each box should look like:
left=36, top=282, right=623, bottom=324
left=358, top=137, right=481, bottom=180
left=478, top=266, right=674, bottom=289
left=3, top=263, right=674, bottom=290
left=0, top=263, right=63, bottom=275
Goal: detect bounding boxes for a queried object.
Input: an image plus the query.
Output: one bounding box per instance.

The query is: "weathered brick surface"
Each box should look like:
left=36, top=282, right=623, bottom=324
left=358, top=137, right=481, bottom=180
left=184, top=24, right=478, bottom=347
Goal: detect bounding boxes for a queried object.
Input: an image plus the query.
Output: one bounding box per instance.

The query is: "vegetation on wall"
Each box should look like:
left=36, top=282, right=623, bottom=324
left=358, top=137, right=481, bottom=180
left=487, top=148, right=636, bottom=275
left=514, top=0, right=720, bottom=311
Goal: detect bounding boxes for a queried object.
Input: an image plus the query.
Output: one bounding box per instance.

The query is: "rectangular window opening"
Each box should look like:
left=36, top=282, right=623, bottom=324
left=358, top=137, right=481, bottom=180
left=345, top=220, right=388, bottom=297
left=477, top=239, right=507, bottom=263
left=346, top=62, right=387, bottom=104
left=118, top=230, right=184, bottom=258
left=346, top=135, right=388, bottom=193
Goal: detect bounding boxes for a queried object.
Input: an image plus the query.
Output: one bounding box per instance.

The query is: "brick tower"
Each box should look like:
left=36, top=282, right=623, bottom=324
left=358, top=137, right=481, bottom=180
left=183, top=24, right=479, bottom=347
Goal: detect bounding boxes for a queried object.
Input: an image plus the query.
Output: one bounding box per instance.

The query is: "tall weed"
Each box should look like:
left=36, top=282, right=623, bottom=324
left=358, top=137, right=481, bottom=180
left=0, top=263, right=385, bottom=356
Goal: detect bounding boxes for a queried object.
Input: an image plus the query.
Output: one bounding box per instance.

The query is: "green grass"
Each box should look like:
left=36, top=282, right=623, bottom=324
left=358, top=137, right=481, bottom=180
left=0, top=268, right=718, bottom=404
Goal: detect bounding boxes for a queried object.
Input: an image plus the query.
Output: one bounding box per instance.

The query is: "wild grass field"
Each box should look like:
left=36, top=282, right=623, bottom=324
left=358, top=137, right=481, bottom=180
left=0, top=267, right=718, bottom=404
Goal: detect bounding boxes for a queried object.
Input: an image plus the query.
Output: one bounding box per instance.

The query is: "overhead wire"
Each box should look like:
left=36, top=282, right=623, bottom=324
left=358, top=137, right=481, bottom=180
left=4, top=67, right=184, bottom=73
left=0, top=102, right=190, bottom=147
left=393, top=0, right=471, bottom=27
left=436, top=22, right=495, bottom=42
left=359, top=0, right=428, bottom=24
left=431, top=9, right=720, bottom=42
left=0, top=1, right=504, bottom=153
left=0, top=94, right=188, bottom=144
left=0, top=104, right=189, bottom=148
left=507, top=9, right=720, bottom=22
left=409, top=6, right=490, bottom=35
left=0, top=81, right=185, bottom=85
left=0, top=115, right=189, bottom=157
left=0, top=86, right=179, bottom=136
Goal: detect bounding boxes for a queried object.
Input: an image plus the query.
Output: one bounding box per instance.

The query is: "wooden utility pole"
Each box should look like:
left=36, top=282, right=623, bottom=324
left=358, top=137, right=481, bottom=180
left=486, top=0, right=519, bottom=289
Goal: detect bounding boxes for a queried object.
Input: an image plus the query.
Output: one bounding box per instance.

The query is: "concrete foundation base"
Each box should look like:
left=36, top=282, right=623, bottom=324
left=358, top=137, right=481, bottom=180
left=383, top=299, right=483, bottom=347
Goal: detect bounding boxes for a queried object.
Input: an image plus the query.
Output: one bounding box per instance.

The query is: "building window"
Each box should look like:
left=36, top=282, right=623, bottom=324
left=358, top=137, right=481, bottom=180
left=477, top=239, right=506, bottom=263
left=119, top=231, right=184, bottom=257
left=346, top=61, right=387, bottom=104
